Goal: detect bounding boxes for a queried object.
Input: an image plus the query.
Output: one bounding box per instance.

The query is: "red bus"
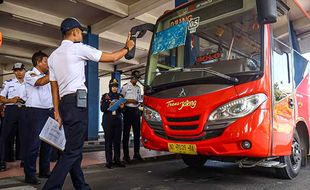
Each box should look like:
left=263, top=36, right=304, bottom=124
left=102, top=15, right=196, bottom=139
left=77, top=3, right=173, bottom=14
left=129, top=0, right=310, bottom=179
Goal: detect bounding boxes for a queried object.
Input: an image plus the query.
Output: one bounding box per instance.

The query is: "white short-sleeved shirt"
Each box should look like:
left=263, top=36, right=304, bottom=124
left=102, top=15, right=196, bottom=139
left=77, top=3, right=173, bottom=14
left=0, top=78, right=27, bottom=106
left=25, top=67, right=53, bottom=109
left=48, top=40, right=102, bottom=98
left=121, top=82, right=142, bottom=108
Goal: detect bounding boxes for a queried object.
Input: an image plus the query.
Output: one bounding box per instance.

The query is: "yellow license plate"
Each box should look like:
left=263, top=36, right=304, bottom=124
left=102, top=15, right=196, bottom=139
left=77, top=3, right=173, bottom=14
left=168, top=143, right=197, bottom=155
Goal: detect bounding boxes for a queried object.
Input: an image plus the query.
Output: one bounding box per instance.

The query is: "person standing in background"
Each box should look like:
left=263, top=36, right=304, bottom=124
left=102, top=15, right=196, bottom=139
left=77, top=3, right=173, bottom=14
left=101, top=79, right=126, bottom=169
left=121, top=70, right=143, bottom=163
left=24, top=51, right=53, bottom=184
left=0, top=63, right=27, bottom=172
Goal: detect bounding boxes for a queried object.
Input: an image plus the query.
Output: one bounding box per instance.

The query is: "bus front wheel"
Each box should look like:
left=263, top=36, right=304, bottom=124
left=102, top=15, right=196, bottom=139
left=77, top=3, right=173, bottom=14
left=276, top=130, right=302, bottom=179
left=181, top=154, right=207, bottom=168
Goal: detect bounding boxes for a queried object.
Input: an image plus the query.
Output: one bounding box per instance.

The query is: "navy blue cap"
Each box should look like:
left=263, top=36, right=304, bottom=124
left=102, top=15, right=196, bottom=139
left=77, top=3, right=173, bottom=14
left=131, top=70, right=140, bottom=79
left=60, top=17, right=84, bottom=34
left=12, top=63, right=25, bottom=70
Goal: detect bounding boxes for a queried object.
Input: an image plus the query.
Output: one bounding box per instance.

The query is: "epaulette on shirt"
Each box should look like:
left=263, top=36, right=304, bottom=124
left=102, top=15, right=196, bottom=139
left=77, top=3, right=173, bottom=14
left=2, top=79, right=12, bottom=89
left=29, top=71, right=38, bottom=77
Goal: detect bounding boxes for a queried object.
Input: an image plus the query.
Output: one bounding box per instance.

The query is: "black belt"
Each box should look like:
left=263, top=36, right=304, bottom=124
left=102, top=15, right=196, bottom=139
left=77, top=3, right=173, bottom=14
left=6, top=105, right=26, bottom=108
left=125, top=106, right=139, bottom=109
left=62, top=93, right=77, bottom=99
left=60, top=92, right=77, bottom=104
left=26, top=107, right=53, bottom=111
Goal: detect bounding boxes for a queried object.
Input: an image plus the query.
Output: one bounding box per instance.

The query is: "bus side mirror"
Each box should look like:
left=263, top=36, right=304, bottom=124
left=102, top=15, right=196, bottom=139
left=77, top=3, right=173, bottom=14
left=256, top=0, right=277, bottom=24
left=125, top=23, right=155, bottom=60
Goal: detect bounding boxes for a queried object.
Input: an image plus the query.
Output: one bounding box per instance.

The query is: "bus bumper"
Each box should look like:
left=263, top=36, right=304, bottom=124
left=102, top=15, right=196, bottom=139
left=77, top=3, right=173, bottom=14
left=142, top=109, right=272, bottom=157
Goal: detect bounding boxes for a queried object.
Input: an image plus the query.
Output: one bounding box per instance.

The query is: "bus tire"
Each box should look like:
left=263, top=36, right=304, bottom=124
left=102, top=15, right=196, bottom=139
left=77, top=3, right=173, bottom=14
left=181, top=154, right=207, bottom=168
left=276, top=130, right=302, bottom=179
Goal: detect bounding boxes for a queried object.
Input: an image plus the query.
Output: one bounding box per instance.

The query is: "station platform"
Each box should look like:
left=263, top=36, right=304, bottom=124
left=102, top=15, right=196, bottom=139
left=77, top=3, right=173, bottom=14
left=0, top=146, right=172, bottom=180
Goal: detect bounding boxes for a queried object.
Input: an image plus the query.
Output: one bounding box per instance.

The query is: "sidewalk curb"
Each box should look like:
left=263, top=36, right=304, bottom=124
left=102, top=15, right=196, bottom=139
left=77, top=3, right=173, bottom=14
left=84, top=153, right=180, bottom=169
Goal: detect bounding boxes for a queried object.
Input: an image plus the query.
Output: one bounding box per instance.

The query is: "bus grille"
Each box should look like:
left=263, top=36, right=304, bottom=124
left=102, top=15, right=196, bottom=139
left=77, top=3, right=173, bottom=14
left=168, top=125, right=199, bottom=130
left=166, top=115, right=200, bottom=131
left=166, top=115, right=200, bottom=122
left=154, top=129, right=225, bottom=142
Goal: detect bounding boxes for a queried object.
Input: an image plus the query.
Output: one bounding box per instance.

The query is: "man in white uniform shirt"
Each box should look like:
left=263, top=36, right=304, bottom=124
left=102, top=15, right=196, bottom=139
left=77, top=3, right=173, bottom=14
left=43, top=17, right=135, bottom=190
left=121, top=70, right=143, bottom=163
left=24, top=51, right=53, bottom=185
left=0, top=63, right=27, bottom=172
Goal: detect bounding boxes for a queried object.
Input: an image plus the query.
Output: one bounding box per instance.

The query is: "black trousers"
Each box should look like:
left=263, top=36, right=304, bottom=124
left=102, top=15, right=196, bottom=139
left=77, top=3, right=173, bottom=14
left=0, top=117, right=2, bottom=135
left=4, top=123, right=19, bottom=161
left=122, top=107, right=141, bottom=158
left=24, top=107, right=53, bottom=178
left=0, top=105, right=26, bottom=162
left=103, top=114, right=123, bottom=164
left=43, top=93, right=90, bottom=190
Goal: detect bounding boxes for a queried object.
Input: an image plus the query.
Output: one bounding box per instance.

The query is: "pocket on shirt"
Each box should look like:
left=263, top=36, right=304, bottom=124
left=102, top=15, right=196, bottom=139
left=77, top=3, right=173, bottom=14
left=8, top=87, right=16, bottom=96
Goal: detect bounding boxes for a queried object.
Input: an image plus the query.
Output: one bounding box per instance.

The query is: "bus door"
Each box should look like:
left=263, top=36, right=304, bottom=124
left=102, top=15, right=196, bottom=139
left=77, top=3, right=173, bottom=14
left=271, top=12, right=295, bottom=156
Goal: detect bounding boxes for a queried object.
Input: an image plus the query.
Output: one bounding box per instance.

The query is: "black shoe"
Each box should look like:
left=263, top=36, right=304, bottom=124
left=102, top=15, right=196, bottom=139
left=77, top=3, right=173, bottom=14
left=25, top=177, right=41, bottom=185
left=123, top=156, right=131, bottom=164
left=133, top=154, right=144, bottom=161
left=5, top=158, right=14, bottom=163
left=105, top=162, right=113, bottom=169
left=20, top=161, right=24, bottom=168
left=0, top=162, right=6, bottom=172
left=114, top=161, right=126, bottom=168
left=39, top=172, right=51, bottom=178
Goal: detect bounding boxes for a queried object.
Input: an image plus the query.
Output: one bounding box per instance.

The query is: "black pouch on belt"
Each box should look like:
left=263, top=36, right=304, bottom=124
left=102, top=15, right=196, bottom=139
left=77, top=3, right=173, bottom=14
left=76, top=89, right=87, bottom=108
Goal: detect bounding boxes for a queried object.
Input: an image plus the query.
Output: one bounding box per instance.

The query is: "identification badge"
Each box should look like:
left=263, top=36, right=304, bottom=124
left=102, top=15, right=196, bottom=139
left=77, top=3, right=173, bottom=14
left=112, top=111, right=116, bottom=115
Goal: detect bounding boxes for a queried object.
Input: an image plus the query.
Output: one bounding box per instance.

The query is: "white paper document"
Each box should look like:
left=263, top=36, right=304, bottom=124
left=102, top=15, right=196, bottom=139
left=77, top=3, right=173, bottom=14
left=39, top=117, right=66, bottom=151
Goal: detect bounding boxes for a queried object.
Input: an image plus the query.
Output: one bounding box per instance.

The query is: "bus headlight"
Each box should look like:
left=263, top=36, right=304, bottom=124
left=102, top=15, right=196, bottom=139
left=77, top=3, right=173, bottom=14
left=143, top=106, right=162, bottom=122
left=208, top=93, right=267, bottom=121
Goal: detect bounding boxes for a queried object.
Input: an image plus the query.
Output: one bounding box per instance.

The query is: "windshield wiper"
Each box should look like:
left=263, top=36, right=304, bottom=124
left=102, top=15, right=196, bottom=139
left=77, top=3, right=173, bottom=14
left=136, top=78, right=153, bottom=92
left=154, top=67, right=183, bottom=74
left=188, top=68, right=239, bottom=83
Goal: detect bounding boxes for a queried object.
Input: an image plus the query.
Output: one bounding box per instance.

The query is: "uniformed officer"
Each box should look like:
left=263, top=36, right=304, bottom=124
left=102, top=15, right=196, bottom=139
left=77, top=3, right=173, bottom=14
left=23, top=51, right=53, bottom=184
left=121, top=70, right=143, bottom=163
left=43, top=17, right=135, bottom=190
left=0, top=63, right=27, bottom=171
left=101, top=79, right=126, bottom=169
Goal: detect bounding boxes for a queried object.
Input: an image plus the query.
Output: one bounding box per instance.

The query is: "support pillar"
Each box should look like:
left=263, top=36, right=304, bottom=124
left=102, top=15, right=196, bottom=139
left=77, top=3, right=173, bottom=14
left=112, top=65, right=121, bottom=93
left=84, top=32, right=99, bottom=140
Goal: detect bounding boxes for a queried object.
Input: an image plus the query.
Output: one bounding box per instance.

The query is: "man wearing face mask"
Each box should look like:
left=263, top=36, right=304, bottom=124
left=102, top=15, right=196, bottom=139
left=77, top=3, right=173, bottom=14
left=0, top=63, right=27, bottom=172
left=23, top=51, right=53, bottom=185
left=101, top=78, right=126, bottom=169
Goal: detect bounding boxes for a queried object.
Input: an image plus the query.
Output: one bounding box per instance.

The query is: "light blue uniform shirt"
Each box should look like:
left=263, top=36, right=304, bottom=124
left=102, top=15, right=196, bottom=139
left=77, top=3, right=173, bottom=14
left=0, top=78, right=26, bottom=106
left=48, top=40, right=102, bottom=98
left=121, top=82, right=142, bottom=108
left=25, top=67, right=53, bottom=109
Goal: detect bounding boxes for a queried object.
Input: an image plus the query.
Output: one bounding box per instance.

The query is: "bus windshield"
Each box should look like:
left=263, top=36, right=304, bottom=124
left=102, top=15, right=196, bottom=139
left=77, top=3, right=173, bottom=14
left=146, top=0, right=262, bottom=89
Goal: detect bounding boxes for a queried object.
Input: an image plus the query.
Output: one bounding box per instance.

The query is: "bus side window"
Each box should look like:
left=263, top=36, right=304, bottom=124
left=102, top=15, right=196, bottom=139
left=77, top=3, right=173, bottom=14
left=272, top=39, right=291, bottom=102
left=272, top=14, right=291, bottom=48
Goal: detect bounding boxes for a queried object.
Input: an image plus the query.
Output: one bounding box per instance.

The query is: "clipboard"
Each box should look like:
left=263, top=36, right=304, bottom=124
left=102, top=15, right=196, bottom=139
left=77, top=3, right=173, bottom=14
left=39, top=117, right=66, bottom=151
left=108, top=98, right=127, bottom=112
